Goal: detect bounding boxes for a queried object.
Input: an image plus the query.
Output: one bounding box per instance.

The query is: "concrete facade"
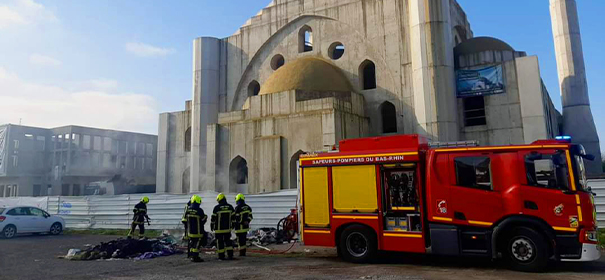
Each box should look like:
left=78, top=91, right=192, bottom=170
left=455, top=38, right=560, bottom=145
left=549, top=0, right=602, bottom=176
left=0, top=124, right=157, bottom=197
left=157, top=0, right=601, bottom=194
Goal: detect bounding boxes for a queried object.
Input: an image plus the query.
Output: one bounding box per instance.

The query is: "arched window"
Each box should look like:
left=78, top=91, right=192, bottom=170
left=229, top=156, right=248, bottom=193
left=360, top=60, right=377, bottom=90
left=248, top=80, right=260, bottom=96
left=182, top=167, right=190, bottom=194
left=380, top=101, right=397, bottom=134
left=184, top=127, right=191, bottom=152
left=298, top=25, right=313, bottom=53
left=271, top=54, right=285, bottom=70
left=288, top=150, right=305, bottom=190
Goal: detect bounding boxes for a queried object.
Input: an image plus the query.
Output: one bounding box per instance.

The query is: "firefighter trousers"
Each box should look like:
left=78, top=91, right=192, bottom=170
left=128, top=222, right=145, bottom=238
left=188, top=237, right=202, bottom=260
left=236, top=232, right=248, bottom=256
left=215, top=233, right=233, bottom=259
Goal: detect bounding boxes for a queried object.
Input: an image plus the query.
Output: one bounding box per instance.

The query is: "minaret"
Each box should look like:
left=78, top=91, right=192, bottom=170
left=409, top=0, right=458, bottom=141
left=549, top=0, right=602, bottom=176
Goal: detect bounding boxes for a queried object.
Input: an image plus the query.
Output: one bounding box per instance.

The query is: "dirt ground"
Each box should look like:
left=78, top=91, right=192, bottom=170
left=1, top=234, right=605, bottom=280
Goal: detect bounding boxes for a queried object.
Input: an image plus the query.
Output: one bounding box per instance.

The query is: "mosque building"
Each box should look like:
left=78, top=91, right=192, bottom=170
left=156, top=0, right=601, bottom=194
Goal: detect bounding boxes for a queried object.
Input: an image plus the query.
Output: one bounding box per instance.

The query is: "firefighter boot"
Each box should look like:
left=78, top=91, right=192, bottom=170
left=227, top=249, right=234, bottom=260
left=191, top=255, right=204, bottom=263
left=239, top=249, right=246, bottom=257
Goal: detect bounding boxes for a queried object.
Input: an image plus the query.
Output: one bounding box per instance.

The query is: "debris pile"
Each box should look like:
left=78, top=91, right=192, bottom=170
left=66, top=237, right=179, bottom=261
left=248, top=227, right=297, bottom=246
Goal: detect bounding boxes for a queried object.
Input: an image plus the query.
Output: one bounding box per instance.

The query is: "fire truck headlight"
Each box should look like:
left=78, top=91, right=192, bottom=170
left=585, top=230, right=598, bottom=243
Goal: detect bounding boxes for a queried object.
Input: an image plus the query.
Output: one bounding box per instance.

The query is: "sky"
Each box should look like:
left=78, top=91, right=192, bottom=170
left=0, top=0, right=603, bottom=151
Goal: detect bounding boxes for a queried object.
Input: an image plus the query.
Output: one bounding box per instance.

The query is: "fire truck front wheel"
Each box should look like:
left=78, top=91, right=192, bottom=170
left=505, top=227, right=549, bottom=272
left=339, top=225, right=377, bottom=263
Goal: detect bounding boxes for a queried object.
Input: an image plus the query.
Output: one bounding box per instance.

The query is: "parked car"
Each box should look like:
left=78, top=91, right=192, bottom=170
left=0, top=206, right=65, bottom=239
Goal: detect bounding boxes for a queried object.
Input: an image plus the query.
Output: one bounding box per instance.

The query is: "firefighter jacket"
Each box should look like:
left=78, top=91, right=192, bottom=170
left=132, top=202, right=149, bottom=224
left=185, top=203, right=207, bottom=238
left=211, top=199, right=235, bottom=234
left=181, top=201, right=191, bottom=223
left=234, top=202, right=253, bottom=234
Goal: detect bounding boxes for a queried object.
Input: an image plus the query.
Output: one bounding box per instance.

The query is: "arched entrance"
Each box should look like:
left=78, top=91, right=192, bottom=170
left=229, top=156, right=248, bottom=194
left=182, top=167, right=190, bottom=194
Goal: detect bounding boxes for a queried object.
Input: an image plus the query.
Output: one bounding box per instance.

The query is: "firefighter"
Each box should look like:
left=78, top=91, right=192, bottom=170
left=181, top=199, right=191, bottom=241
left=233, top=193, right=253, bottom=257
left=128, top=196, right=150, bottom=239
left=211, top=193, right=235, bottom=260
left=185, top=195, right=207, bottom=262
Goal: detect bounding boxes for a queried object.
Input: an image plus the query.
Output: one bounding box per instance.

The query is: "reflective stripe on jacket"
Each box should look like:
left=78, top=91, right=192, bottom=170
left=186, top=204, right=207, bottom=238
left=211, top=201, right=234, bottom=234
left=234, top=203, right=253, bottom=233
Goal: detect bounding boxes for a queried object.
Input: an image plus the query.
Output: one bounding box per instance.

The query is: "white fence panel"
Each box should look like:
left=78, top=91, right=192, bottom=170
left=589, top=179, right=605, bottom=225
left=0, top=190, right=298, bottom=231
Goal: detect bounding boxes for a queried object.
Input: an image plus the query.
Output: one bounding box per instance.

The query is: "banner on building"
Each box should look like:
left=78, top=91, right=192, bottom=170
left=0, top=127, right=6, bottom=173
left=456, top=65, right=505, bottom=98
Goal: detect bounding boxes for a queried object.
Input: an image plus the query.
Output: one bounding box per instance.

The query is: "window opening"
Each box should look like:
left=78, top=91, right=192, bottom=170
left=525, top=151, right=570, bottom=190
left=463, top=96, right=486, bottom=126
left=454, top=156, right=492, bottom=191
left=360, top=60, right=377, bottom=90
left=380, top=101, right=397, bottom=134
left=329, top=42, right=345, bottom=60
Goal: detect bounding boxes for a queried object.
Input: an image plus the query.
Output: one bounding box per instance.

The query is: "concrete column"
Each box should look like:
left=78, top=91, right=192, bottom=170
left=550, top=0, right=602, bottom=175
left=190, top=37, right=221, bottom=191
left=409, top=0, right=458, bottom=141
left=156, top=113, right=170, bottom=193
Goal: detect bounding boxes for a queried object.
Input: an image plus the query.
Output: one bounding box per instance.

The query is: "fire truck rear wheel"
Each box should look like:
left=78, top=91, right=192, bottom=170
left=505, top=227, right=548, bottom=272
left=339, top=225, right=377, bottom=263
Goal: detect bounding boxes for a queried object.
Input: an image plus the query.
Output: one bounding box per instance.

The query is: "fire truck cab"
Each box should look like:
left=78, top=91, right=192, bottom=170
left=298, top=134, right=599, bottom=271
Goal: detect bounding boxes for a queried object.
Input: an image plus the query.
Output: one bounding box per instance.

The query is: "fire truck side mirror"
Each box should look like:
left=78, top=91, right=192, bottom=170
left=582, top=154, right=595, bottom=161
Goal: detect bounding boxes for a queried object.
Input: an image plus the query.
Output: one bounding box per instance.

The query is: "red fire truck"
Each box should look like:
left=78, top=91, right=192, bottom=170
left=298, top=134, right=599, bottom=271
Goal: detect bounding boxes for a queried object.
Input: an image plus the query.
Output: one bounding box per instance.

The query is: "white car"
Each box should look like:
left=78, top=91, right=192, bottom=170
left=0, top=206, right=65, bottom=239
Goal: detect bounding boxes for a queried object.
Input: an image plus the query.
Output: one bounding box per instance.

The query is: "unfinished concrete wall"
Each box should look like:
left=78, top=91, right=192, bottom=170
left=207, top=90, right=368, bottom=194
left=191, top=37, right=221, bottom=192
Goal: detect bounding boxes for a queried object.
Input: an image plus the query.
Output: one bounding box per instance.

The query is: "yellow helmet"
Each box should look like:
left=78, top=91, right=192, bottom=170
left=190, top=195, right=202, bottom=204
left=141, top=196, right=149, bottom=204
left=216, top=193, right=226, bottom=202
left=235, top=193, right=245, bottom=202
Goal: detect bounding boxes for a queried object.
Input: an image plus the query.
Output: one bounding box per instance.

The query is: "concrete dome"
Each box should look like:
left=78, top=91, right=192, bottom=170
left=259, top=56, right=353, bottom=95
left=454, top=36, right=514, bottom=56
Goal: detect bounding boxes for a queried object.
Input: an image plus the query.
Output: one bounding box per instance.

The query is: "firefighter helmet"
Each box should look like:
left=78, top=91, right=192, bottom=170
left=235, top=193, right=245, bottom=202
left=216, top=193, right=226, bottom=202
left=190, top=195, right=202, bottom=204
left=141, top=196, right=150, bottom=204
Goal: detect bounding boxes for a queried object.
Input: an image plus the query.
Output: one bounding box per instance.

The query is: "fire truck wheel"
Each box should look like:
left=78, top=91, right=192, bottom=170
left=505, top=227, right=548, bottom=272
left=339, top=225, right=377, bottom=263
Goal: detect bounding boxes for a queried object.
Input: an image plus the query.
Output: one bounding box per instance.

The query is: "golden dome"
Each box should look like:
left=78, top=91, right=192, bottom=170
left=259, top=56, right=353, bottom=95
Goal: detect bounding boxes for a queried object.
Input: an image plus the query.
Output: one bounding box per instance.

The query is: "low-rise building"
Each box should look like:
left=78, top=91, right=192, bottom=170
left=0, top=124, right=157, bottom=197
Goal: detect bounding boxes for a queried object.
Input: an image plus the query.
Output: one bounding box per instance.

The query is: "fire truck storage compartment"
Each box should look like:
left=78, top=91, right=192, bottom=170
left=385, top=214, right=421, bottom=232
left=302, top=167, right=330, bottom=228
left=383, top=167, right=418, bottom=210
left=332, top=165, right=378, bottom=213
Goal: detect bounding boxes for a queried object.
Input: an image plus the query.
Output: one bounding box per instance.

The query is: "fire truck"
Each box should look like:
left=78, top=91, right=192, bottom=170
left=298, top=134, right=599, bottom=271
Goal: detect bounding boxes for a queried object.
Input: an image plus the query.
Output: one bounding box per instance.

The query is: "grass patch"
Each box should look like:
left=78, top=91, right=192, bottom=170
left=65, top=228, right=162, bottom=238
left=599, top=229, right=605, bottom=248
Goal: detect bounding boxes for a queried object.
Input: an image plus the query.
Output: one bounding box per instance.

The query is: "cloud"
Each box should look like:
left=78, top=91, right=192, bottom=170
left=0, top=0, right=57, bottom=29
left=29, top=53, right=62, bottom=67
left=0, top=6, right=28, bottom=28
left=0, top=67, right=158, bottom=134
left=125, top=42, right=175, bottom=57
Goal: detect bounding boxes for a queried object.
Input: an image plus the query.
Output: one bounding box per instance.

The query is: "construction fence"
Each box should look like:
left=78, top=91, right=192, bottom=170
left=0, top=190, right=298, bottom=231
left=2, top=180, right=605, bottom=230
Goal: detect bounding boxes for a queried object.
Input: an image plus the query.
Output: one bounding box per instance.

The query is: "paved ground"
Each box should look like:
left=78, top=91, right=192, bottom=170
left=2, top=234, right=605, bottom=280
